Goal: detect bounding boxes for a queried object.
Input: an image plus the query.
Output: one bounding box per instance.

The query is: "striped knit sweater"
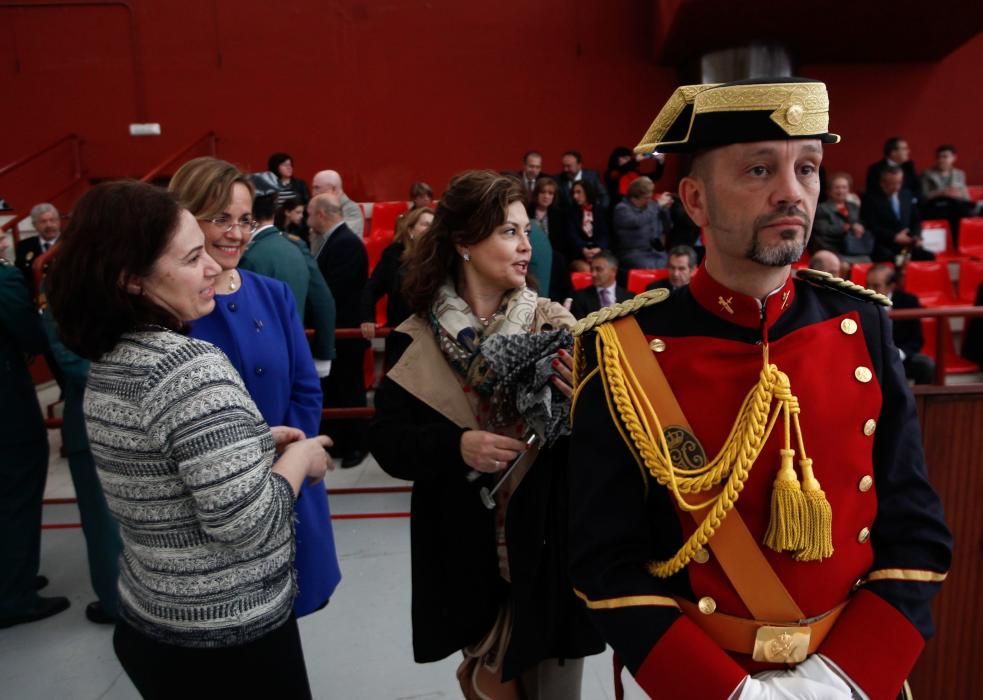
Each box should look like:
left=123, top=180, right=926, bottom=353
left=84, top=329, right=296, bottom=647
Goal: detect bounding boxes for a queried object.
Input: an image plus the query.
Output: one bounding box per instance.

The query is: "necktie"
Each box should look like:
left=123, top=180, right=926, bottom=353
left=599, top=287, right=612, bottom=308
left=891, top=194, right=901, bottom=220
left=41, top=241, right=49, bottom=253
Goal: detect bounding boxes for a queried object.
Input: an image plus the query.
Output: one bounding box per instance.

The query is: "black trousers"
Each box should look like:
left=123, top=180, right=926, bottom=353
left=0, top=439, right=48, bottom=614
left=113, top=615, right=312, bottom=699
left=321, top=339, right=368, bottom=458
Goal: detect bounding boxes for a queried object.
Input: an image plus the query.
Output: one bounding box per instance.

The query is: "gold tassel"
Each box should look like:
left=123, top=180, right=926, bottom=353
left=763, top=449, right=804, bottom=552
left=794, top=458, right=834, bottom=561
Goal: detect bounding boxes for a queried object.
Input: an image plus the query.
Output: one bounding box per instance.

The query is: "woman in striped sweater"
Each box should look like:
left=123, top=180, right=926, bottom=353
left=47, top=180, right=330, bottom=699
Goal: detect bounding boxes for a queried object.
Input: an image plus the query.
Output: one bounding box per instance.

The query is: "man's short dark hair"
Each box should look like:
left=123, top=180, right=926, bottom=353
left=47, top=180, right=183, bottom=360
left=668, top=245, right=698, bottom=268
left=880, top=164, right=903, bottom=178
left=523, top=150, right=542, bottom=163
left=594, top=249, right=618, bottom=268
left=936, top=144, right=957, bottom=156
left=252, top=192, right=276, bottom=221
left=883, top=137, right=904, bottom=158
left=563, top=150, right=582, bottom=163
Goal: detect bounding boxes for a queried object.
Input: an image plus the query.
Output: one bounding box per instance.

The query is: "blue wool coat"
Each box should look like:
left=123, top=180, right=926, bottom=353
left=191, top=269, right=341, bottom=616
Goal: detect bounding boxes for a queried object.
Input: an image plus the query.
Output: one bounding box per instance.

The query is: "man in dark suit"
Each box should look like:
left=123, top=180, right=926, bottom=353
left=865, top=136, right=920, bottom=200
left=647, top=245, right=698, bottom=292
left=861, top=165, right=935, bottom=262
left=14, top=203, right=61, bottom=298
left=556, top=150, right=609, bottom=211
left=866, top=264, right=935, bottom=384
left=518, top=150, right=543, bottom=205
left=570, top=250, right=631, bottom=319
left=309, top=192, right=370, bottom=468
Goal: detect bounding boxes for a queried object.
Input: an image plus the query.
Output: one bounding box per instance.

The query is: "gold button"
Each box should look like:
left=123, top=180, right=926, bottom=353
left=854, top=366, right=872, bottom=383
left=858, top=475, right=873, bottom=492
left=785, top=103, right=804, bottom=126
left=649, top=338, right=666, bottom=353
left=857, top=527, right=870, bottom=544
left=693, top=548, right=710, bottom=564
left=863, top=419, right=877, bottom=436
left=840, top=318, right=858, bottom=335
left=698, top=596, right=716, bottom=615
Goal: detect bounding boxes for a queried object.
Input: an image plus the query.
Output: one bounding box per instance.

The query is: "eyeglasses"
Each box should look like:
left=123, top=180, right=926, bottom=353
left=204, top=216, right=259, bottom=234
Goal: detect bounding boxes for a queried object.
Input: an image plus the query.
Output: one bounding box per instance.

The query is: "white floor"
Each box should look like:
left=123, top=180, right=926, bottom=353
left=0, top=383, right=616, bottom=700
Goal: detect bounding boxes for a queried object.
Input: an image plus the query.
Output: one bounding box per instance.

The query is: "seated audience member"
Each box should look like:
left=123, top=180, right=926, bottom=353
left=241, top=192, right=337, bottom=377
left=647, top=245, right=697, bottom=291
left=921, top=144, right=978, bottom=242
left=15, top=203, right=61, bottom=297
left=252, top=152, right=311, bottom=207
left=0, top=233, right=70, bottom=629
left=612, top=176, right=672, bottom=272
left=565, top=180, right=609, bottom=272
left=862, top=165, right=935, bottom=262
left=409, top=181, right=434, bottom=210
left=604, top=147, right=666, bottom=212
left=360, top=206, right=433, bottom=369
left=867, top=264, right=935, bottom=384
left=527, top=177, right=571, bottom=300
left=808, top=249, right=843, bottom=276
left=275, top=197, right=309, bottom=243
left=518, top=151, right=542, bottom=204
left=308, top=192, right=370, bottom=468
left=312, top=169, right=364, bottom=237
left=865, top=136, right=921, bottom=200
left=556, top=150, right=609, bottom=211
left=813, top=172, right=872, bottom=262
left=570, top=250, right=631, bottom=319
left=47, top=181, right=330, bottom=698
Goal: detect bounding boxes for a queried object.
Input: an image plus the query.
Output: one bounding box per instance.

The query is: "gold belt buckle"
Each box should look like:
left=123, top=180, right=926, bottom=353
left=752, top=625, right=810, bottom=664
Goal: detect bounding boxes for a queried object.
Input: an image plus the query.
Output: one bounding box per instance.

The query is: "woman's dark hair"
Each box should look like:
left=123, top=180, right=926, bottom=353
left=273, top=196, right=303, bottom=231
left=47, top=180, right=183, bottom=360
left=409, top=181, right=434, bottom=200
left=267, top=152, right=292, bottom=175
left=393, top=205, right=434, bottom=247
left=403, top=170, right=524, bottom=316
left=606, top=146, right=633, bottom=172
left=572, top=178, right=597, bottom=205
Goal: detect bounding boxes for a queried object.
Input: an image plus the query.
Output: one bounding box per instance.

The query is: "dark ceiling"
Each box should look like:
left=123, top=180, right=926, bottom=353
left=654, top=0, right=983, bottom=66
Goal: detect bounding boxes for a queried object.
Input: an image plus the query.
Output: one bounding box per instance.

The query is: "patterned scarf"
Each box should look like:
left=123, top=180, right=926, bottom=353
left=430, top=281, right=539, bottom=432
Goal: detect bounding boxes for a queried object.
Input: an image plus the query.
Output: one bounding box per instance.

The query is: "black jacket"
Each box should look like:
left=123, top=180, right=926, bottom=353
left=890, top=290, right=925, bottom=358
left=369, top=378, right=603, bottom=678
left=316, top=223, right=368, bottom=331
left=570, top=284, right=632, bottom=319
left=359, top=241, right=412, bottom=367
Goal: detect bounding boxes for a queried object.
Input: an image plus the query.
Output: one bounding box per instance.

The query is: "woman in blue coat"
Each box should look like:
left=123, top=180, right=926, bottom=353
left=171, top=157, right=341, bottom=616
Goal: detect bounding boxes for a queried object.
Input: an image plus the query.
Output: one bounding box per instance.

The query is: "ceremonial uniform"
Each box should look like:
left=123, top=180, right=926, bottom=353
left=566, top=78, right=951, bottom=700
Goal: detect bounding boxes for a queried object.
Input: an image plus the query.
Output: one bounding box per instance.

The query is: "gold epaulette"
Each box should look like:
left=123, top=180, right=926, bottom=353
left=796, top=269, right=891, bottom=307
left=571, top=288, right=671, bottom=338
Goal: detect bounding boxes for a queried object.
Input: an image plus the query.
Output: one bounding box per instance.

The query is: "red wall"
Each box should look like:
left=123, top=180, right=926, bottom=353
left=803, top=31, right=983, bottom=192
left=1, top=1, right=980, bottom=204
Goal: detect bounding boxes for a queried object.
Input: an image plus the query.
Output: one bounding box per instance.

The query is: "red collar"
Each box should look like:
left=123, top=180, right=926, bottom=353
left=689, top=263, right=795, bottom=332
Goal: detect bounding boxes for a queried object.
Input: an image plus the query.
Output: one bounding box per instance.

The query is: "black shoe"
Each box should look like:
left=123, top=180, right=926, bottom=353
left=33, top=575, right=49, bottom=591
left=0, top=596, right=70, bottom=629
left=85, top=601, right=116, bottom=624
left=341, top=449, right=367, bottom=469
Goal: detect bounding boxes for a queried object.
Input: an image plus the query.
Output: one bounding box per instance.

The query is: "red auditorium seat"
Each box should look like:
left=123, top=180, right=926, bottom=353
left=849, top=261, right=879, bottom=286
left=958, top=259, right=983, bottom=304
left=918, top=219, right=958, bottom=261
left=966, top=185, right=983, bottom=202
left=921, top=319, right=980, bottom=375
left=364, top=230, right=393, bottom=273
left=571, top=271, right=592, bottom=291
left=369, top=201, right=409, bottom=238
left=626, top=268, right=669, bottom=295
left=958, top=217, right=983, bottom=258
left=903, top=261, right=962, bottom=307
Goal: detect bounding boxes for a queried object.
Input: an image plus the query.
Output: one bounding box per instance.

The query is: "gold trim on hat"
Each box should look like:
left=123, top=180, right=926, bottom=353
left=694, top=82, right=839, bottom=141
left=634, top=83, right=720, bottom=154
left=635, top=81, right=840, bottom=154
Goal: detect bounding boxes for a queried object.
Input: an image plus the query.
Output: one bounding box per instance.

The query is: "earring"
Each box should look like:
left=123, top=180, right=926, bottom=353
left=463, top=252, right=471, bottom=262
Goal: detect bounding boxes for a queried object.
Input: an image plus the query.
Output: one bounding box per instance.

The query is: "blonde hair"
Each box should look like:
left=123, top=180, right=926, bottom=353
left=393, top=206, right=434, bottom=248
left=168, top=156, right=255, bottom=220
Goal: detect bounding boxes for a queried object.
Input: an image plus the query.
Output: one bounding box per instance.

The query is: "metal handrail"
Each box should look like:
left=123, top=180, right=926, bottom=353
left=0, top=133, right=81, bottom=180
left=139, top=131, right=217, bottom=183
